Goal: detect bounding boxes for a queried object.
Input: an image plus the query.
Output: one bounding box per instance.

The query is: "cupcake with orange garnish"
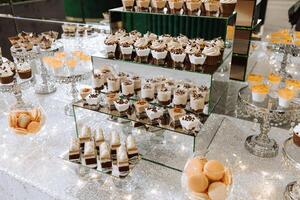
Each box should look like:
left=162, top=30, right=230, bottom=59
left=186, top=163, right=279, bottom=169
left=268, top=73, right=281, bottom=91
left=278, top=88, right=295, bottom=108
left=286, top=79, right=300, bottom=96
left=251, top=84, right=269, bottom=102
left=247, top=73, right=263, bottom=88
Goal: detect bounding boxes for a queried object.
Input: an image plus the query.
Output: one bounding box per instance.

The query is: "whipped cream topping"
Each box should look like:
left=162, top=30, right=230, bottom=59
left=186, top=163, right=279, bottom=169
left=150, top=40, right=167, bottom=51
left=145, top=106, right=163, bottom=120
left=214, top=38, right=225, bottom=49
left=134, top=37, right=149, bottom=48
left=180, top=114, right=201, bottom=131
left=126, top=135, right=137, bottom=150
left=144, top=32, right=158, bottom=42
left=177, top=35, right=189, bottom=47
left=105, top=35, right=118, bottom=45
left=167, top=40, right=182, bottom=51
left=119, top=36, right=134, bottom=46
left=100, top=142, right=110, bottom=159
left=202, top=46, right=220, bottom=56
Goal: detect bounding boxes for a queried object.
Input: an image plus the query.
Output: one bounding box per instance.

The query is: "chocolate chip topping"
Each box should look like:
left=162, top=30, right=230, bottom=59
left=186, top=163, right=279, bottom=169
left=143, top=84, right=152, bottom=89
left=123, top=80, right=133, bottom=85
left=131, top=75, right=140, bottom=80
left=89, top=93, right=98, bottom=98
left=192, top=93, right=204, bottom=99
left=182, top=115, right=196, bottom=121
left=116, top=99, right=129, bottom=104
left=175, top=89, right=186, bottom=96
left=147, top=106, right=158, bottom=112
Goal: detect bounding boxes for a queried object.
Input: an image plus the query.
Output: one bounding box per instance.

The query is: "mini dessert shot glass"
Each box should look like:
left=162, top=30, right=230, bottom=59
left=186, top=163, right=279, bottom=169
left=190, top=92, right=205, bottom=113
left=141, top=83, right=155, bottom=101
left=104, top=34, right=118, bottom=59
left=151, top=0, right=167, bottom=13
left=121, top=80, right=135, bottom=97
left=119, top=35, right=135, bottom=61
left=110, top=131, right=121, bottom=160
left=168, top=107, right=186, bottom=129
left=122, top=0, right=135, bottom=11
left=157, top=85, right=172, bottom=106
left=145, top=106, right=164, bottom=126
left=180, top=114, right=202, bottom=133
left=134, top=37, right=150, bottom=63
left=278, top=88, right=295, bottom=108
left=247, top=73, right=264, bottom=89
left=80, top=87, right=92, bottom=105
left=203, top=0, right=220, bottom=15
left=186, top=0, right=201, bottom=15
left=66, top=59, right=77, bottom=74
left=131, top=75, right=142, bottom=95
left=168, top=0, right=184, bottom=14
left=220, top=0, right=237, bottom=16
left=86, top=93, right=100, bottom=109
left=93, top=71, right=105, bottom=92
left=114, top=98, right=130, bottom=117
left=107, top=76, right=121, bottom=93
left=150, top=40, right=168, bottom=66
left=251, top=84, right=269, bottom=103
left=68, top=138, right=80, bottom=162
left=268, top=73, right=281, bottom=97
left=136, top=0, right=151, bottom=12
left=170, top=45, right=186, bottom=70
left=49, top=59, right=64, bottom=76
left=173, top=88, right=188, bottom=108
left=286, top=79, right=300, bottom=97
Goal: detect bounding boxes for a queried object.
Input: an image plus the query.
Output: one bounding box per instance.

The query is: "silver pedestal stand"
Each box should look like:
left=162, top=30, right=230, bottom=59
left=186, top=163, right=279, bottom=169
left=54, top=72, right=92, bottom=116
left=237, top=87, right=300, bottom=158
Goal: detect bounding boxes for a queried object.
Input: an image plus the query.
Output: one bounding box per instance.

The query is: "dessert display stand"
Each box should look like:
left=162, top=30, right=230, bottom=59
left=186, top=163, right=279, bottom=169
left=237, top=86, right=300, bottom=158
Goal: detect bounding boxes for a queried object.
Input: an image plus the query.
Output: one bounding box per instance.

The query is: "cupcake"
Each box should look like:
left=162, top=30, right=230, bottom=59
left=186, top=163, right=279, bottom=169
left=186, top=43, right=206, bottom=72
left=247, top=73, right=264, bottom=88
left=129, top=30, right=142, bottom=42
left=151, top=0, right=167, bottom=13
left=186, top=0, right=201, bottom=15
left=134, top=37, right=150, bottom=63
left=278, top=88, right=295, bottom=108
left=17, top=62, right=32, bottom=79
left=168, top=40, right=186, bottom=70
left=177, top=34, right=189, bottom=49
left=220, top=0, right=237, bottom=16
left=136, top=0, right=151, bottom=12
left=122, top=0, right=135, bottom=11
left=104, top=35, right=118, bottom=59
left=150, top=40, right=168, bottom=66
left=119, top=35, right=135, bottom=61
left=203, top=0, right=220, bottom=14
left=0, top=68, right=14, bottom=84
left=168, top=0, right=184, bottom=14
left=202, top=45, right=221, bottom=67
left=293, top=124, right=300, bottom=147
left=268, top=73, right=281, bottom=91
left=251, top=84, right=269, bottom=102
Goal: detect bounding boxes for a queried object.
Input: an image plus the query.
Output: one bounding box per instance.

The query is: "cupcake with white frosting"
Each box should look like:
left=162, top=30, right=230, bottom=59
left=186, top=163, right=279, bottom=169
left=119, top=35, right=135, bottom=61
left=104, top=34, right=118, bottom=59
left=202, top=45, right=221, bottom=66
left=186, top=43, right=206, bottom=72
left=168, top=40, right=186, bottom=70
left=151, top=40, right=168, bottom=66
left=134, top=37, right=150, bottom=63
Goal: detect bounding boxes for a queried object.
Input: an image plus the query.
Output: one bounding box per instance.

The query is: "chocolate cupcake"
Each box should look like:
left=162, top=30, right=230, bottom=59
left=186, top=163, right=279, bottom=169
left=0, top=66, right=14, bottom=84
left=17, top=62, right=32, bottom=79
left=119, top=35, right=135, bottom=61
left=134, top=37, right=150, bottom=63
left=202, top=45, right=220, bottom=67
left=150, top=40, right=168, bottom=66
left=104, top=34, right=118, bottom=59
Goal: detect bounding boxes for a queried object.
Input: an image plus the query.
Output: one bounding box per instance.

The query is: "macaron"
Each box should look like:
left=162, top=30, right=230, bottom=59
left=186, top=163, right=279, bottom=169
left=187, top=173, right=209, bottom=193
left=184, top=157, right=208, bottom=177
left=204, top=160, right=225, bottom=181
left=208, top=182, right=227, bottom=200
left=221, top=168, right=232, bottom=185
left=27, top=121, right=41, bottom=133
left=17, top=113, right=31, bottom=128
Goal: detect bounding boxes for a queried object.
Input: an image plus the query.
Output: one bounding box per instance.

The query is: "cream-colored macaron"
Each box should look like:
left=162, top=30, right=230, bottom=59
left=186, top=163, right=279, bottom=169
left=204, top=160, right=225, bottom=181
left=208, top=182, right=227, bottom=200
left=184, top=156, right=208, bottom=177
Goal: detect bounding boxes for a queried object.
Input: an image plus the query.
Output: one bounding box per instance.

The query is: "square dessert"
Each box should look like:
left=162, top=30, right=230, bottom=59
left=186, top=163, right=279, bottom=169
left=94, top=128, right=105, bottom=153
left=83, top=141, right=97, bottom=168
left=105, top=92, right=119, bottom=111
left=98, top=142, right=112, bottom=172
left=168, top=107, right=186, bottom=129
left=134, top=99, right=149, bottom=119
left=110, top=131, right=121, bottom=160
left=68, top=138, right=80, bottom=162
left=117, top=145, right=130, bottom=177
left=126, top=135, right=139, bottom=159
left=79, top=125, right=92, bottom=150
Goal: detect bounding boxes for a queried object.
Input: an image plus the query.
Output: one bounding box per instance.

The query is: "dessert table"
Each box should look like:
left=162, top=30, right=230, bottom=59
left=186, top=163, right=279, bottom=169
left=0, top=78, right=298, bottom=200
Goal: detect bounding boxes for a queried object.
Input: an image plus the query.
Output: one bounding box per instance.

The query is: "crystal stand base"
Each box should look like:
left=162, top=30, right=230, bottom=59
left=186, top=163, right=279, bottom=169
left=284, top=181, right=299, bottom=200
left=35, top=82, right=56, bottom=94
left=245, top=135, right=279, bottom=158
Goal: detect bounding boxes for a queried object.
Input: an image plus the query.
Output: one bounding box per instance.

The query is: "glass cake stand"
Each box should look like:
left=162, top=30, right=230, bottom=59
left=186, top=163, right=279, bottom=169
left=34, top=42, right=63, bottom=94
left=237, top=86, right=300, bottom=158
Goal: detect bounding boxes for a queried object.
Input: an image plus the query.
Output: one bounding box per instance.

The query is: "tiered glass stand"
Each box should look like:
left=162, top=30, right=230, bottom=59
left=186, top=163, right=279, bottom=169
left=237, top=86, right=300, bottom=158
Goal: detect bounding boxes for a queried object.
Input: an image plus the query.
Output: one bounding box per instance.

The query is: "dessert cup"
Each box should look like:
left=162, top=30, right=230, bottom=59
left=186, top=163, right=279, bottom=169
left=204, top=0, right=219, bottom=15
left=136, top=0, right=151, bottom=12
left=0, top=70, right=14, bottom=84
left=278, top=88, right=294, bottom=108
left=189, top=54, right=206, bottom=72
left=220, top=0, right=236, bottom=16
left=168, top=0, right=184, bottom=14
left=251, top=84, right=269, bottom=103
left=122, top=0, right=135, bottom=11
left=186, top=0, right=201, bottom=15
left=120, top=46, right=134, bottom=61
left=151, top=0, right=167, bottom=13
left=247, top=73, right=264, bottom=88
left=171, top=52, right=186, bottom=70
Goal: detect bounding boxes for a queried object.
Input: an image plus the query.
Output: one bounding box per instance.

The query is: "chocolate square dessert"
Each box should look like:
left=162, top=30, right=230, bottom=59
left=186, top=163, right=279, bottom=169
left=117, top=145, right=130, bottom=177
left=110, top=131, right=121, bottom=160
left=68, top=138, right=80, bottom=162
left=99, top=142, right=112, bottom=172
left=79, top=125, right=92, bottom=151
left=168, top=108, right=186, bottom=129
left=134, top=99, right=149, bottom=119
left=126, top=135, right=139, bottom=159
left=83, top=141, right=97, bottom=168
